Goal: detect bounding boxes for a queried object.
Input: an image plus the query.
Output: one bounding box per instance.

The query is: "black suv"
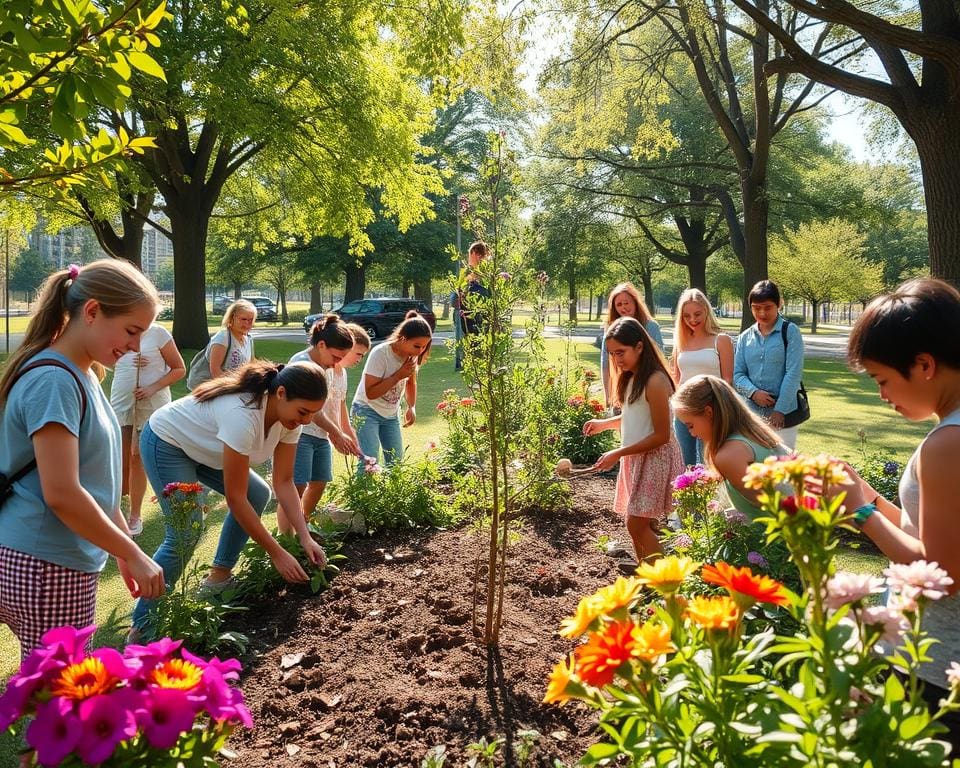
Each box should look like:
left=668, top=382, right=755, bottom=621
left=303, top=298, right=436, bottom=340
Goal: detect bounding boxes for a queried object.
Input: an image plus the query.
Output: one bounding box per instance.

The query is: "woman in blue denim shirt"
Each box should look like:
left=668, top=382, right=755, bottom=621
left=733, top=280, right=804, bottom=448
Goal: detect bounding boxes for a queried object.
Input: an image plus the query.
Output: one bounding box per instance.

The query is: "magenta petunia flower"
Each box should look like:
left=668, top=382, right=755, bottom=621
left=26, top=697, right=82, bottom=768
left=40, top=625, right=97, bottom=664
left=137, top=688, right=197, bottom=749
left=75, top=693, right=137, bottom=764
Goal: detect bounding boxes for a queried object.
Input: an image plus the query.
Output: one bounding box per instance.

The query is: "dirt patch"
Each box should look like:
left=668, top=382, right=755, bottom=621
left=229, top=475, right=625, bottom=767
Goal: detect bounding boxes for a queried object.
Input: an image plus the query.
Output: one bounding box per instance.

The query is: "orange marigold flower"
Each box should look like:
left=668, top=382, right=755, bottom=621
left=51, top=657, right=119, bottom=700
left=633, top=621, right=675, bottom=663
left=559, top=594, right=605, bottom=638
left=701, top=562, right=789, bottom=609
left=635, top=555, right=699, bottom=594
left=574, top=620, right=641, bottom=688
left=149, top=658, right=204, bottom=691
left=543, top=654, right=576, bottom=705
left=685, top=595, right=741, bottom=631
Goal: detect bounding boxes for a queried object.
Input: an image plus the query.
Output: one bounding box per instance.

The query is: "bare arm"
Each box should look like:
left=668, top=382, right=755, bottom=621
left=273, top=442, right=325, bottom=567
left=137, top=340, right=186, bottom=398
left=717, top=334, right=735, bottom=385
left=403, top=371, right=417, bottom=426
left=208, top=342, right=228, bottom=378
left=713, top=440, right=762, bottom=505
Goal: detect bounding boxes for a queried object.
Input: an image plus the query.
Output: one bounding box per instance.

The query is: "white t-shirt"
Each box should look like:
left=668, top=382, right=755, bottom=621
left=288, top=350, right=348, bottom=440
left=149, top=392, right=301, bottom=469
left=112, top=325, right=174, bottom=393
left=211, top=328, right=253, bottom=372
left=352, top=342, right=412, bottom=418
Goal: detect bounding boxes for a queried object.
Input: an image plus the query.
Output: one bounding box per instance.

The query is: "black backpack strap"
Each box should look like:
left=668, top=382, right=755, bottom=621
left=4, top=360, right=89, bottom=485
left=779, top=319, right=807, bottom=395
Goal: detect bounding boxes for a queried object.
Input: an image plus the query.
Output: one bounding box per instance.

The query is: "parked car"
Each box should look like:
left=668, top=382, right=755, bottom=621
left=246, top=297, right=278, bottom=322
left=303, top=298, right=436, bottom=340
left=211, top=295, right=232, bottom=314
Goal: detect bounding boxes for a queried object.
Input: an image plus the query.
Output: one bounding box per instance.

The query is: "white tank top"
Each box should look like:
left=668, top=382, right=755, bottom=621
left=893, top=406, right=960, bottom=688
left=676, top=335, right=721, bottom=384
left=621, top=378, right=654, bottom=446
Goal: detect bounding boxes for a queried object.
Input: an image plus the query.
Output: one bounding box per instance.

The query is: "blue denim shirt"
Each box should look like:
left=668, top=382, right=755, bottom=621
left=733, top=316, right=804, bottom=416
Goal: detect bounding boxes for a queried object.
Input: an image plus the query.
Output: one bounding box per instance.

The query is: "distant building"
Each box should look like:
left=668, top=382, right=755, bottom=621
left=141, top=225, right=173, bottom=281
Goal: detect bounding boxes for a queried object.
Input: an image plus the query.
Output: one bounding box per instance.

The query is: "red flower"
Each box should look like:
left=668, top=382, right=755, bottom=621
left=573, top=621, right=641, bottom=688
left=567, top=396, right=585, bottom=407
left=460, top=398, right=476, bottom=407
left=437, top=402, right=449, bottom=412
left=701, top=562, right=789, bottom=609
left=780, top=494, right=818, bottom=515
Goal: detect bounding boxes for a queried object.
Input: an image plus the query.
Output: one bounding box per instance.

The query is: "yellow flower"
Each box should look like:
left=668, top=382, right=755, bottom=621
left=633, top=621, right=675, bottom=663
left=801, top=454, right=850, bottom=486
left=594, top=576, right=644, bottom=614
left=635, top=555, right=699, bottom=594
left=51, top=657, right=119, bottom=700
left=743, top=456, right=789, bottom=489
left=543, top=654, right=576, bottom=704
left=150, top=658, right=204, bottom=690
left=559, top=594, right=605, bottom=638
left=685, top=595, right=741, bottom=631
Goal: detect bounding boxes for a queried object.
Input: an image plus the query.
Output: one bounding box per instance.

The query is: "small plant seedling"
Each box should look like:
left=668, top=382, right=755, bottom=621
left=466, top=736, right=503, bottom=768
left=421, top=744, right=448, bottom=767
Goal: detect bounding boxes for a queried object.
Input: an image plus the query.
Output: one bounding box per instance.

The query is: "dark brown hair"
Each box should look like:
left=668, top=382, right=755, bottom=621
left=309, top=313, right=354, bottom=350
left=387, top=310, right=432, bottom=364
left=193, top=360, right=327, bottom=405
left=605, top=317, right=674, bottom=406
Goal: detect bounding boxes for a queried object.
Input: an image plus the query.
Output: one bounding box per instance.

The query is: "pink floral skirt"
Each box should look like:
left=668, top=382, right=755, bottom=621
left=614, top=439, right=683, bottom=520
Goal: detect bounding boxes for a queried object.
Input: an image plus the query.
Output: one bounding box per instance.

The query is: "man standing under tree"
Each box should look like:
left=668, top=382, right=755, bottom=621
left=454, top=241, right=490, bottom=371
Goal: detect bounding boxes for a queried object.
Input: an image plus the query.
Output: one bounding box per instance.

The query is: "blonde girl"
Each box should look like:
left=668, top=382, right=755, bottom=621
left=0, top=260, right=165, bottom=658
left=110, top=324, right=186, bottom=535
left=282, top=314, right=360, bottom=531
left=351, top=311, right=431, bottom=468
left=672, top=375, right=788, bottom=520
left=584, top=317, right=682, bottom=561
left=671, top=289, right=734, bottom=466
left=601, top=282, right=663, bottom=408
left=209, top=299, right=257, bottom=377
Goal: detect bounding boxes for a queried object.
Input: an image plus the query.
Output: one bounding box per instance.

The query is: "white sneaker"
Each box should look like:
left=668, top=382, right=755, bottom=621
left=197, top=576, right=238, bottom=599
left=128, top=518, right=144, bottom=536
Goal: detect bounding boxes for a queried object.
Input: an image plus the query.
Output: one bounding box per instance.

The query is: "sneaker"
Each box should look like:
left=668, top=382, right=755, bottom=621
left=127, top=518, right=143, bottom=536
left=197, top=576, right=238, bottom=599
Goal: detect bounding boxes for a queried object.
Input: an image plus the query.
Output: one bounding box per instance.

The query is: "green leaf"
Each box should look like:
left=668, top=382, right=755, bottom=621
left=126, top=51, right=166, bottom=81
left=0, top=121, right=32, bottom=145
left=144, top=1, right=169, bottom=28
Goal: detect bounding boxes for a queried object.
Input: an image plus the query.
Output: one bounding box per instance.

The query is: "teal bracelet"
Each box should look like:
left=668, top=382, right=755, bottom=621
left=852, top=502, right=878, bottom=528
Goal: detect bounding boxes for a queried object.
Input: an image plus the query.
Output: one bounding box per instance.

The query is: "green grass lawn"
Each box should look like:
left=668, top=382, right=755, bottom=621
left=0, top=339, right=917, bottom=696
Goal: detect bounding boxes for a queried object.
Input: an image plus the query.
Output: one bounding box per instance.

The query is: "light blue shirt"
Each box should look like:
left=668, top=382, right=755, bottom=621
left=733, top=316, right=804, bottom=416
left=0, top=350, right=122, bottom=572
left=601, top=319, right=664, bottom=386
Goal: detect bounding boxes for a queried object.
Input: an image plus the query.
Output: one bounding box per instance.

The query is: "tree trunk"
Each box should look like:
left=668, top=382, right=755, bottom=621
left=401, top=282, right=411, bottom=298
left=440, top=294, right=450, bottom=320
left=739, top=177, right=769, bottom=331
left=168, top=205, right=213, bottom=350
left=641, top=273, right=655, bottom=313
left=309, top=281, right=322, bottom=313
left=811, top=300, right=819, bottom=334
left=81, top=188, right=154, bottom=268
left=567, top=263, right=577, bottom=324
left=597, top=293, right=604, bottom=320
left=278, top=285, right=289, bottom=324
left=344, top=262, right=366, bottom=302
left=687, top=253, right=707, bottom=293
left=413, top=278, right=432, bottom=307
left=232, top=281, right=242, bottom=299
left=909, top=108, right=960, bottom=287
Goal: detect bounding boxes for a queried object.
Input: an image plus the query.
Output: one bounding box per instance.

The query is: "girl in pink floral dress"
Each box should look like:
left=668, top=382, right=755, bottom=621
left=583, top=317, right=682, bottom=562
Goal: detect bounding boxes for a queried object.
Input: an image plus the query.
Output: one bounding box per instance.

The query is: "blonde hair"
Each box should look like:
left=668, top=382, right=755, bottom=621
left=671, top=375, right=781, bottom=467
left=223, top=299, right=257, bottom=328
left=344, top=322, right=371, bottom=349
left=0, top=259, right=158, bottom=404
left=673, top=289, right=721, bottom=352
left=605, top=282, right=654, bottom=327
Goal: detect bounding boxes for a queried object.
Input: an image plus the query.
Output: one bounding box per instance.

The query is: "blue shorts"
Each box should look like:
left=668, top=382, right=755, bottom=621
left=293, top=434, right=333, bottom=484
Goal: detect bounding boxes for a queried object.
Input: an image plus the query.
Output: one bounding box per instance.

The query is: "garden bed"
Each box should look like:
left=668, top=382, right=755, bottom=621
left=229, top=475, right=623, bottom=767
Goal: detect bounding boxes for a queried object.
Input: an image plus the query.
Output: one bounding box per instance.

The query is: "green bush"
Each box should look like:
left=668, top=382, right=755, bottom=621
left=852, top=432, right=903, bottom=504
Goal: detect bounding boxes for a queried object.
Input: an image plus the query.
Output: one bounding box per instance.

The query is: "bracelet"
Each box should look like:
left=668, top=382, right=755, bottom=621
left=852, top=503, right=878, bottom=528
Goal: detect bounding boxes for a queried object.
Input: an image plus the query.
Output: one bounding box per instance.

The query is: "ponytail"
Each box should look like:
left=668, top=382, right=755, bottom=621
left=193, top=360, right=328, bottom=405
left=388, top=310, right=433, bottom=364
left=309, top=313, right=354, bottom=350
left=344, top=322, right=371, bottom=349
left=0, top=259, right=158, bottom=405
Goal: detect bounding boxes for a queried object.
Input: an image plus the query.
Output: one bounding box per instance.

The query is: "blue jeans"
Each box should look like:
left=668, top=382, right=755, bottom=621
left=132, top=422, right=272, bottom=630
left=674, top=416, right=703, bottom=468
left=293, top=434, right=333, bottom=484
left=351, top=402, right=403, bottom=471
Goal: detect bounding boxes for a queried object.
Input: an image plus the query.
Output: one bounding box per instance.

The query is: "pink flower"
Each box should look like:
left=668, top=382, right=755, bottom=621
left=884, top=560, right=954, bottom=601
left=437, top=401, right=449, bottom=411
left=425, top=439, right=438, bottom=451
left=460, top=398, right=476, bottom=407
left=498, top=271, right=512, bottom=281
left=137, top=688, right=197, bottom=749
left=825, top=572, right=886, bottom=611
left=859, top=605, right=909, bottom=646
left=947, top=662, right=960, bottom=691
left=75, top=693, right=137, bottom=764
left=41, top=625, right=97, bottom=664
left=26, top=697, right=81, bottom=767
left=724, top=509, right=749, bottom=526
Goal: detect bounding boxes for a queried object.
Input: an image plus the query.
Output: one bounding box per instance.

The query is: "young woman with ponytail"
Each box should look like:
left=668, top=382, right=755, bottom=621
left=0, top=259, right=165, bottom=658
left=671, top=374, right=789, bottom=520
left=131, top=360, right=329, bottom=638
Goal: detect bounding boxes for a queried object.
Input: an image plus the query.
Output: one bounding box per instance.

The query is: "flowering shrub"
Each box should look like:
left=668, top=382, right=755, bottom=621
left=435, top=388, right=486, bottom=475
left=0, top=625, right=252, bottom=767
left=853, top=430, right=903, bottom=504
left=546, top=455, right=960, bottom=766
left=558, top=393, right=616, bottom=465
left=665, top=465, right=797, bottom=594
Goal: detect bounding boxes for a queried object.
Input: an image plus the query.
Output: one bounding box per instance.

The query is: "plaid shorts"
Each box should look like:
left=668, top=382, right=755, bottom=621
left=0, top=546, right=98, bottom=660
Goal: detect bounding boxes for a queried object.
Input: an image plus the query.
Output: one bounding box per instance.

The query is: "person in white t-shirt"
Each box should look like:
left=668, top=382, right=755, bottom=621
left=209, top=300, right=256, bottom=377
left=131, top=360, right=328, bottom=637
left=282, top=314, right=361, bottom=532
left=110, top=323, right=185, bottom=536
left=351, top=311, right=432, bottom=469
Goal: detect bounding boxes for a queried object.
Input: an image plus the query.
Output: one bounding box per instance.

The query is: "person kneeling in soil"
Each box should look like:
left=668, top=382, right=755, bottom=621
left=672, top=374, right=790, bottom=521
left=131, top=361, right=328, bottom=639
left=583, top=317, right=682, bottom=563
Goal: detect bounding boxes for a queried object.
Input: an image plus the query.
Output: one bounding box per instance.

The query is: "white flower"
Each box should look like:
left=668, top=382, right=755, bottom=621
left=884, top=560, right=954, bottom=601
left=859, top=605, right=910, bottom=646
left=825, top=572, right=885, bottom=611
left=947, top=662, right=960, bottom=691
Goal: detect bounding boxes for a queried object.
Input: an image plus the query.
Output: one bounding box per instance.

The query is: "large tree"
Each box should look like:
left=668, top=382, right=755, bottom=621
left=723, top=0, right=959, bottom=285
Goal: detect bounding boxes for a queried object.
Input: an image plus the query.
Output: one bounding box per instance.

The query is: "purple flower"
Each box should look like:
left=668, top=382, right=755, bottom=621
left=40, top=625, right=97, bottom=664
left=137, top=688, right=197, bottom=749
left=75, top=693, right=137, bottom=764
left=883, top=461, right=899, bottom=476
left=724, top=509, right=749, bottom=526
left=498, top=271, right=512, bottom=281
left=199, top=666, right=253, bottom=726
left=673, top=534, right=693, bottom=550
left=746, top=551, right=768, bottom=569
left=672, top=473, right=694, bottom=491
left=26, top=697, right=82, bottom=767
